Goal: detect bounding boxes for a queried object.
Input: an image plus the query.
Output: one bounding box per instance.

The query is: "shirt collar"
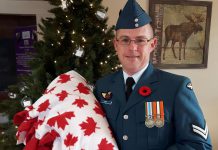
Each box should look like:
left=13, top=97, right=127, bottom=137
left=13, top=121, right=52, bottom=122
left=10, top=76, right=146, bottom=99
left=123, top=63, right=149, bottom=85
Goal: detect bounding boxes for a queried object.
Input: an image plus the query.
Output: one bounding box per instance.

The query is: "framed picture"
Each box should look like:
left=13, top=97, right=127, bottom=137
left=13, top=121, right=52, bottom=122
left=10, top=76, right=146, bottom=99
left=149, top=0, right=212, bottom=68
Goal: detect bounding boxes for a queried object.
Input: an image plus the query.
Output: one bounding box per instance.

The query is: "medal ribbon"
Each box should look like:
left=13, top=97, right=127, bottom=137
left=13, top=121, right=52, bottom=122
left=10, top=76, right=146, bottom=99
left=145, top=101, right=164, bottom=128
left=145, top=101, right=164, bottom=124
left=152, top=101, right=157, bottom=122
left=160, top=101, right=164, bottom=122
left=157, top=101, right=160, bottom=118
left=148, top=102, right=152, bottom=119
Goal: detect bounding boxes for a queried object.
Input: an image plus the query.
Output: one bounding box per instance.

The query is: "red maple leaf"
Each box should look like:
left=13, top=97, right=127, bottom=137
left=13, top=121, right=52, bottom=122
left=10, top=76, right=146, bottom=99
left=37, top=99, right=50, bottom=112
left=57, top=74, right=71, bottom=83
left=79, top=117, right=99, bottom=136
left=98, top=138, right=114, bottom=150
left=75, top=83, right=90, bottom=94
left=72, top=98, right=88, bottom=108
left=44, top=86, right=56, bottom=94
left=64, top=133, right=78, bottom=148
left=47, top=112, right=75, bottom=130
left=93, top=101, right=105, bottom=117
left=56, top=90, right=69, bottom=101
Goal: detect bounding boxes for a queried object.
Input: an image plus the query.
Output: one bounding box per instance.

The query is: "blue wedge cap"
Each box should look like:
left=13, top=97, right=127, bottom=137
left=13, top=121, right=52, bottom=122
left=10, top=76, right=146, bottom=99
left=115, top=0, right=152, bottom=30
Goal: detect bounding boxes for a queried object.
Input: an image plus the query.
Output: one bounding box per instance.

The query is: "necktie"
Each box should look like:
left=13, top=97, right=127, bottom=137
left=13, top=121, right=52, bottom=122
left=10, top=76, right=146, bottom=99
left=126, top=77, right=135, bottom=100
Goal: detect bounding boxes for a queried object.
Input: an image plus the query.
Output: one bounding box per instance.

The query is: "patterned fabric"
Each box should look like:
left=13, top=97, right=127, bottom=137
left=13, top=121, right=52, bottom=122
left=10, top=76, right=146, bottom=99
left=14, top=70, right=118, bottom=150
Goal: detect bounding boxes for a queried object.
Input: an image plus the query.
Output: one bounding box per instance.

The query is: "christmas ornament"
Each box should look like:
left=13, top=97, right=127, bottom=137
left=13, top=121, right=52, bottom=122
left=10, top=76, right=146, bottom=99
left=19, top=85, right=28, bottom=94
left=74, top=46, right=84, bottom=57
left=21, top=96, right=32, bottom=107
left=61, top=35, right=65, bottom=39
left=95, top=9, right=107, bottom=21
left=0, top=113, right=9, bottom=124
left=8, top=92, right=17, bottom=99
left=61, top=0, right=68, bottom=11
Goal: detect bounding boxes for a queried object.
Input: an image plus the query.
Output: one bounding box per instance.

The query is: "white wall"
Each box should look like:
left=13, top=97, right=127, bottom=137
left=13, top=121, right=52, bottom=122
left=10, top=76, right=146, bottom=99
left=0, top=0, right=217, bottom=149
left=103, top=0, right=218, bottom=149
left=0, top=0, right=53, bottom=36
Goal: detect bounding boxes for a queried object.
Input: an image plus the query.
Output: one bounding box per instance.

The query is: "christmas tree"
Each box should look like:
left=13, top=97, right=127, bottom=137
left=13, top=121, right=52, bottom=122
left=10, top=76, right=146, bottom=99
left=0, top=0, right=118, bottom=149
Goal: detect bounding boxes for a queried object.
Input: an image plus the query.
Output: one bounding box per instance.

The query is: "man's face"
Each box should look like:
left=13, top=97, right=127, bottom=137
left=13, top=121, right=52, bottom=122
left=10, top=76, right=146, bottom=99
left=114, top=24, right=156, bottom=75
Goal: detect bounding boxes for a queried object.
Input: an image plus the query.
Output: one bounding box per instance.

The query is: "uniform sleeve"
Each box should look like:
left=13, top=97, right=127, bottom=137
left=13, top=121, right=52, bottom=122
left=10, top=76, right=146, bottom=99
left=168, top=77, right=212, bottom=150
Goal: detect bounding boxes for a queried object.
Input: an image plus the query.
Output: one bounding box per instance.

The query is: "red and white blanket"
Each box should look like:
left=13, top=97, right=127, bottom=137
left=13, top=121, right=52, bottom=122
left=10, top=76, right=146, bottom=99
left=13, top=70, right=118, bottom=150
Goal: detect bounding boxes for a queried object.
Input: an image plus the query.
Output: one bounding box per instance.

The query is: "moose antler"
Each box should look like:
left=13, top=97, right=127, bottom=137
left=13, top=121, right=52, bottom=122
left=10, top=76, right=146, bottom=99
left=193, top=13, right=204, bottom=23
left=184, top=13, right=204, bottom=23
left=184, top=14, right=195, bottom=22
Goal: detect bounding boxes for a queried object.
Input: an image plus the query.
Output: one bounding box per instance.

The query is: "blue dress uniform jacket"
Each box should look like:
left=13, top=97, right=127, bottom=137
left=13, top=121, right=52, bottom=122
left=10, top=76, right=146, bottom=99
left=94, top=64, right=212, bottom=150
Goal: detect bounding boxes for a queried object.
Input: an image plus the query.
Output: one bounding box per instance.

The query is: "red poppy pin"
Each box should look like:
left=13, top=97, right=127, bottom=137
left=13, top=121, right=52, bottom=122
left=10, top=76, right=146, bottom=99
left=139, top=86, right=152, bottom=97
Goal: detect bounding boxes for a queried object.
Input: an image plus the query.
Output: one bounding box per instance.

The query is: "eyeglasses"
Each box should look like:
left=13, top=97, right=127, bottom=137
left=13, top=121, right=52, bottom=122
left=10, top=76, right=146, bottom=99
left=116, top=37, right=153, bottom=46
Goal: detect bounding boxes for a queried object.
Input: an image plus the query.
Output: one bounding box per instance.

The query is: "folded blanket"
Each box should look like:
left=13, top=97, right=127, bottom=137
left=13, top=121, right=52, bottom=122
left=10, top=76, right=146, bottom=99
left=14, top=70, right=118, bottom=150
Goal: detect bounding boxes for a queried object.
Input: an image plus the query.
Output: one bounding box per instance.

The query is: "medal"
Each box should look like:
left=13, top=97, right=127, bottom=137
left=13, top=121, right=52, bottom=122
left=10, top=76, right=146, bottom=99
left=155, top=115, right=164, bottom=128
left=145, top=117, right=155, bottom=128
left=154, top=101, right=164, bottom=128
left=145, top=101, right=164, bottom=128
left=145, top=116, right=154, bottom=128
left=145, top=102, right=155, bottom=128
left=145, top=101, right=165, bottom=128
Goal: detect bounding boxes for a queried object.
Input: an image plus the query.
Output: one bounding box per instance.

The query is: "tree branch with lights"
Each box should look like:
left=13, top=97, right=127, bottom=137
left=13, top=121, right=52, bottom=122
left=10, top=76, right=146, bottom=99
left=0, top=0, right=119, bottom=149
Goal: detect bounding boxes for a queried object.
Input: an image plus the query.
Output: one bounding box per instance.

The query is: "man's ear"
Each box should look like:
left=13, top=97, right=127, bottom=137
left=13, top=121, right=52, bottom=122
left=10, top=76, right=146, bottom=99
left=113, top=38, right=118, bottom=52
left=151, top=37, right=157, bottom=48
left=150, top=37, right=158, bottom=52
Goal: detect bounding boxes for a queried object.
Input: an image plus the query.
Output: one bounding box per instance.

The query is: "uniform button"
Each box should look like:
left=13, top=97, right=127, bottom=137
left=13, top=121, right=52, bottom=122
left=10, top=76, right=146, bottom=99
left=123, top=115, right=128, bottom=120
left=135, top=23, right=139, bottom=27
left=123, top=135, right=128, bottom=141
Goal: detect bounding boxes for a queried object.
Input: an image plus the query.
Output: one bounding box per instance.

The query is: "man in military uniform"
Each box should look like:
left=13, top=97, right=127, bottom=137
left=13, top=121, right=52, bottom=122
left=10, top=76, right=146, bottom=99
left=94, top=0, right=212, bottom=149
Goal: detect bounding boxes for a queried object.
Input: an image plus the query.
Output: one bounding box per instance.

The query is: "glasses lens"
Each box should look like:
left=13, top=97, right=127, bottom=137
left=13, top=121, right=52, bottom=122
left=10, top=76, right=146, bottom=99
left=120, top=38, right=130, bottom=45
left=135, top=38, right=147, bottom=46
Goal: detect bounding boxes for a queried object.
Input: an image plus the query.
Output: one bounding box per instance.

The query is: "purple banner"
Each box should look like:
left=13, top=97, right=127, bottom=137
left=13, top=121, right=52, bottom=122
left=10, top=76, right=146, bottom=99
left=15, top=26, right=37, bottom=75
